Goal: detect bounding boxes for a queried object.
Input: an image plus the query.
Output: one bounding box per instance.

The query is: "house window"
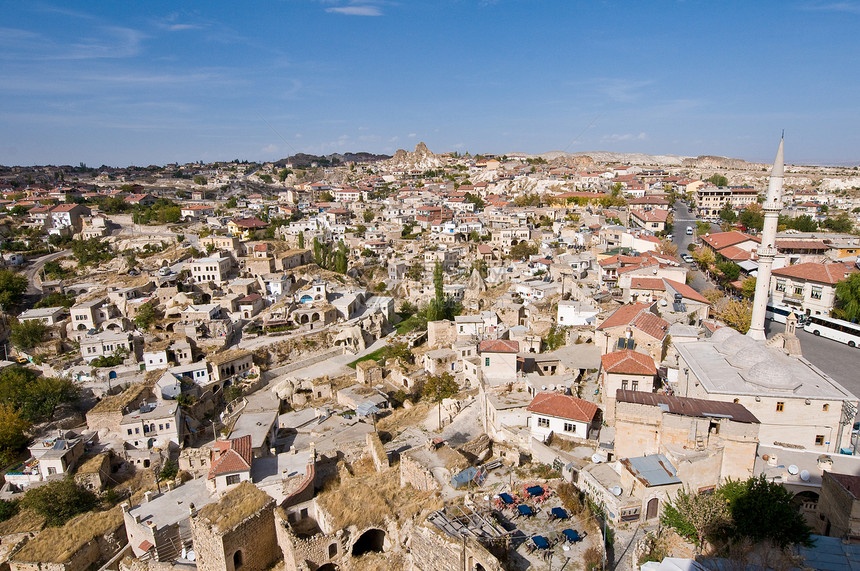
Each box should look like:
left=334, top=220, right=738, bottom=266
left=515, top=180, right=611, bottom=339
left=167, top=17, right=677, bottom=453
left=815, top=435, right=825, bottom=446
left=794, top=286, right=803, bottom=296
left=811, top=287, right=822, bottom=300
left=537, top=417, right=550, bottom=428
left=823, top=404, right=829, bottom=411
left=329, top=543, right=338, bottom=558
left=165, top=423, right=170, bottom=429
left=127, top=429, right=132, bottom=435
left=564, top=423, right=576, bottom=433
left=621, top=380, right=628, bottom=390
left=776, top=401, right=784, bottom=412
left=776, top=280, right=786, bottom=292
left=226, top=474, right=241, bottom=486
left=631, top=380, right=639, bottom=391
left=47, top=467, right=57, bottom=475
left=485, top=357, right=490, bottom=367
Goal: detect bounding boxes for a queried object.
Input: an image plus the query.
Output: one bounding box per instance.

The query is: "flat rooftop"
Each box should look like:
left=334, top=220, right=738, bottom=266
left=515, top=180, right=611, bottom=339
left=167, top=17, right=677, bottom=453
left=127, top=478, right=215, bottom=530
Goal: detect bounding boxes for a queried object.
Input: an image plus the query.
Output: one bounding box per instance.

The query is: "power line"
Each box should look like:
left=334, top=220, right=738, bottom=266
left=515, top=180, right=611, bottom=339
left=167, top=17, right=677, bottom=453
left=562, top=112, right=605, bottom=154
left=256, top=112, right=299, bottom=157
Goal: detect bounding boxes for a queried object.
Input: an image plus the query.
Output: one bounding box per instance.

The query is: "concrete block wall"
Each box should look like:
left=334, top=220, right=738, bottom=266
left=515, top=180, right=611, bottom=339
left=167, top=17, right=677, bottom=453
left=399, top=453, right=439, bottom=492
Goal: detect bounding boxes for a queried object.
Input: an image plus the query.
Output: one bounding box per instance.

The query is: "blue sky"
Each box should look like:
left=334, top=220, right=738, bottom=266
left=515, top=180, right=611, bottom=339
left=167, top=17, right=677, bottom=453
left=2, top=1, right=859, bottom=167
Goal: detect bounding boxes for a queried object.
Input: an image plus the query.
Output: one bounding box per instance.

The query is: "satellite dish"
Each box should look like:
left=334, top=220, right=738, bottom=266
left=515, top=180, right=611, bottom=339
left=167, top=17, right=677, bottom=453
left=563, top=545, right=570, bottom=552
left=611, top=486, right=622, bottom=496
left=800, top=470, right=811, bottom=482
left=788, top=464, right=799, bottom=475
left=591, top=454, right=603, bottom=464
left=659, top=299, right=668, bottom=306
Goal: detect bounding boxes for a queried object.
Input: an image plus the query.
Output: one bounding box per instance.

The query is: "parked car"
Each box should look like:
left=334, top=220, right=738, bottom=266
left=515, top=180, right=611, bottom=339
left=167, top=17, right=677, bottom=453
left=686, top=226, right=693, bottom=235
left=682, top=254, right=695, bottom=263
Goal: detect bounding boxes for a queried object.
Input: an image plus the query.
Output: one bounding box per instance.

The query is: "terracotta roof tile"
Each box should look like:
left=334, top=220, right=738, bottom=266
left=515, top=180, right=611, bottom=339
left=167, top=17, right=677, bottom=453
left=601, top=350, right=657, bottom=375
left=208, top=435, right=253, bottom=479
left=772, top=262, right=857, bottom=285
left=702, top=231, right=760, bottom=251
left=527, top=392, right=598, bottom=422
left=479, top=339, right=519, bottom=353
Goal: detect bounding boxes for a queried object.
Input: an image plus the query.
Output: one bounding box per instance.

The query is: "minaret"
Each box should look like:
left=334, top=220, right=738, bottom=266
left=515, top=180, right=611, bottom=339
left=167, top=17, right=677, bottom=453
left=748, top=137, right=784, bottom=340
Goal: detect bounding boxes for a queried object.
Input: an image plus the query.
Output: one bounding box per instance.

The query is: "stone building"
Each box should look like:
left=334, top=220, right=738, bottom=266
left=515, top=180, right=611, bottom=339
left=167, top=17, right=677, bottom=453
left=191, top=482, right=279, bottom=571
left=674, top=327, right=858, bottom=453
left=614, top=390, right=760, bottom=492
left=818, top=471, right=860, bottom=540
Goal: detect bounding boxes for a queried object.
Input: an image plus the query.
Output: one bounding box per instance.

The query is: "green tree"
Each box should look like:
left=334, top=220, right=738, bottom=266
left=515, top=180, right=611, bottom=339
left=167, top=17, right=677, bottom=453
left=69, top=238, right=112, bottom=267
left=835, top=272, right=860, bottom=322
left=822, top=212, right=855, bottom=233
left=738, top=205, right=764, bottom=231
left=225, top=197, right=238, bottom=209
left=707, top=174, right=729, bottom=187
left=0, top=499, right=19, bottom=523
left=21, top=479, right=98, bottom=527
left=134, top=301, right=159, bottom=330
left=542, top=324, right=566, bottom=351
left=740, top=277, right=757, bottom=299
left=422, top=371, right=459, bottom=402
left=34, top=292, right=76, bottom=309
left=510, top=241, right=539, bottom=260
left=363, top=210, right=375, bottom=223
left=661, top=488, right=730, bottom=550
left=0, top=367, right=78, bottom=422
left=0, top=270, right=27, bottom=308
left=193, top=175, right=207, bottom=185
left=277, top=168, right=292, bottom=182
left=334, top=242, right=348, bottom=274
left=407, top=262, right=423, bottom=281
left=259, top=174, right=273, bottom=184
left=464, top=192, right=485, bottom=210
left=298, top=231, right=305, bottom=249
left=0, top=405, right=30, bottom=464
left=159, top=459, right=179, bottom=481
left=725, top=475, right=813, bottom=547
left=10, top=319, right=47, bottom=350
left=718, top=202, right=737, bottom=223
left=783, top=214, right=818, bottom=232
left=716, top=261, right=741, bottom=282
left=320, top=191, right=335, bottom=202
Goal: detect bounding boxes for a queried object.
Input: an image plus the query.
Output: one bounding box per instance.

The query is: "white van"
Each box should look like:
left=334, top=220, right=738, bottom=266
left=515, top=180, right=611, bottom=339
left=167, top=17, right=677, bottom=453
left=686, top=226, right=693, bottom=235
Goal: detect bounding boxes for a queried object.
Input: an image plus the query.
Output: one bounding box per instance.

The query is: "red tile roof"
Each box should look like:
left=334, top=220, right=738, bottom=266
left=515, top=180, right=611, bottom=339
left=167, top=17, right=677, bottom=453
left=479, top=339, right=519, bottom=353
left=717, top=245, right=752, bottom=261
left=828, top=472, right=860, bottom=499
left=629, top=277, right=665, bottom=291
left=701, top=231, right=760, bottom=251
left=601, top=349, right=657, bottom=375
left=208, top=435, right=253, bottom=479
left=663, top=279, right=710, bottom=305
left=527, top=392, right=598, bottom=422
left=231, top=217, right=269, bottom=229
left=772, top=262, right=857, bottom=284
left=597, top=303, right=651, bottom=331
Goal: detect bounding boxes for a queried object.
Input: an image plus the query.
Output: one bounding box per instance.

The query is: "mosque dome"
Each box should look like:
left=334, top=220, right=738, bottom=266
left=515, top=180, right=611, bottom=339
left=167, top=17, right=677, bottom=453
left=716, top=330, right=756, bottom=355
left=743, top=358, right=801, bottom=391
left=726, top=345, right=772, bottom=369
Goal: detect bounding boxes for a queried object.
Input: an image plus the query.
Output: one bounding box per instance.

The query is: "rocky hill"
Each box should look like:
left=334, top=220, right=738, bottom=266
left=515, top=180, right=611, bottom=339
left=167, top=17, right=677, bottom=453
left=681, top=155, right=762, bottom=170
left=387, top=142, right=443, bottom=170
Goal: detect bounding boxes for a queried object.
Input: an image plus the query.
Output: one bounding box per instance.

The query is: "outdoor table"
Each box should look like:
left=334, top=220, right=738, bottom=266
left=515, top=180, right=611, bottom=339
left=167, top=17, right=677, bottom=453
left=551, top=507, right=569, bottom=520
left=517, top=504, right=534, bottom=517
left=532, top=535, right=550, bottom=550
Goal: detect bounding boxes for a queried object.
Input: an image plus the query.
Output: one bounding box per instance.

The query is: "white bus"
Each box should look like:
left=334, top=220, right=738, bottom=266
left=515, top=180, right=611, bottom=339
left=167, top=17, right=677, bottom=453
left=803, top=315, right=860, bottom=348
left=766, top=303, right=802, bottom=324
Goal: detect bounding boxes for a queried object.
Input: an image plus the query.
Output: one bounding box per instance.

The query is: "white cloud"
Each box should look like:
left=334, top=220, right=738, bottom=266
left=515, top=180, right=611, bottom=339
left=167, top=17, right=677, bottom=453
left=408, top=132, right=416, bottom=138
left=261, top=144, right=278, bottom=153
left=601, top=132, right=647, bottom=142
left=389, top=136, right=399, bottom=142
left=326, top=5, right=382, bottom=16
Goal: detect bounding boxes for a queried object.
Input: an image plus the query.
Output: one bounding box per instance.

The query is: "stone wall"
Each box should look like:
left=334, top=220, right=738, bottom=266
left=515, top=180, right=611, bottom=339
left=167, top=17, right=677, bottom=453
left=192, top=496, right=278, bottom=571
left=275, top=508, right=343, bottom=571
left=427, top=320, right=456, bottom=349
left=399, top=452, right=439, bottom=492
left=366, top=432, right=389, bottom=472
left=408, top=524, right=504, bottom=571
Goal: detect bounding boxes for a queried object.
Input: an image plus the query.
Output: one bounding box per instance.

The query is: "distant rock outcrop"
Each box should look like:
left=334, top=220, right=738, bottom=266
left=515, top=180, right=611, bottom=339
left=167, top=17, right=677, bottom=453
left=682, top=155, right=757, bottom=170
left=388, top=142, right=443, bottom=170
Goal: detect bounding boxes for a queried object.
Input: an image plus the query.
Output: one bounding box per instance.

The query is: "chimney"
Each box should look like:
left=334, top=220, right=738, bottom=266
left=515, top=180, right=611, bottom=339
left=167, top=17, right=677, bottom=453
left=144, top=491, right=152, bottom=503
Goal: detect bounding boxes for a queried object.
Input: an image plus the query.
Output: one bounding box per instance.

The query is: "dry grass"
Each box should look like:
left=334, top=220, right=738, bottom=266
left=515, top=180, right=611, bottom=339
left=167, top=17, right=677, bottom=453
left=87, top=382, right=154, bottom=415
left=348, top=550, right=407, bottom=571
left=0, top=508, right=46, bottom=536
left=12, top=506, right=124, bottom=563
left=196, top=481, right=273, bottom=532
left=317, top=460, right=442, bottom=530
left=75, top=452, right=109, bottom=475
left=376, top=401, right=432, bottom=432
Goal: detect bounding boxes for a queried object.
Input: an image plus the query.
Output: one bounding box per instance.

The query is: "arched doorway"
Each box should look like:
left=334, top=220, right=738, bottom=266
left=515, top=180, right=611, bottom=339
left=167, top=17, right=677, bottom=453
left=232, top=549, right=243, bottom=570
left=351, top=529, right=385, bottom=556
left=646, top=497, right=659, bottom=520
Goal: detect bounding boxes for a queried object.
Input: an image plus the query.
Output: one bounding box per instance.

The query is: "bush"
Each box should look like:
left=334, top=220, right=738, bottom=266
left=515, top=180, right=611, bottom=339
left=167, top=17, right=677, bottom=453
left=10, top=319, right=48, bottom=350
left=21, top=479, right=98, bottom=527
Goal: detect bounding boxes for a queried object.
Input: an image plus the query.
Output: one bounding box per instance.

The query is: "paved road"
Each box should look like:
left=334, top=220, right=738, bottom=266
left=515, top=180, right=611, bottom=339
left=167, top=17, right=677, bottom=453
left=766, top=320, right=859, bottom=395
left=671, top=201, right=713, bottom=293
left=24, top=249, right=71, bottom=294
